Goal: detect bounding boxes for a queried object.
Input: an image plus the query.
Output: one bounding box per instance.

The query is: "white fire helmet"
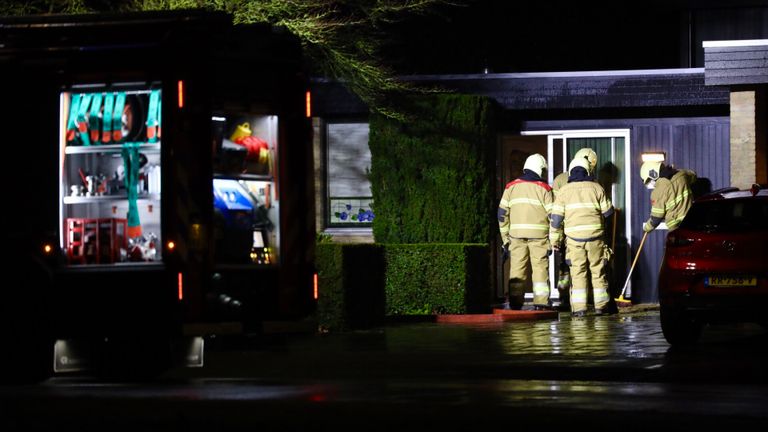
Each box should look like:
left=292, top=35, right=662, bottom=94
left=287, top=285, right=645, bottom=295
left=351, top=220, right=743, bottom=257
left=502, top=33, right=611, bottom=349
left=640, top=161, right=662, bottom=186
left=574, top=148, right=598, bottom=172
left=523, top=153, right=548, bottom=177
left=568, top=155, right=591, bottom=175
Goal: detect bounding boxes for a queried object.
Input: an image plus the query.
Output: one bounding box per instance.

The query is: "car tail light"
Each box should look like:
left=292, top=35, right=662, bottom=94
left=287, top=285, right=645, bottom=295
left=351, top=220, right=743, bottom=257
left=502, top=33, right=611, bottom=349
left=667, top=233, right=694, bottom=247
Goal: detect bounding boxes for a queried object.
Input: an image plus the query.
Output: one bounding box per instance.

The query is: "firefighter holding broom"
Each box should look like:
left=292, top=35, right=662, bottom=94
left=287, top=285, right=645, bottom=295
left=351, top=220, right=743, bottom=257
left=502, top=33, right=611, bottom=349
left=614, top=160, right=697, bottom=306
left=639, top=160, right=697, bottom=233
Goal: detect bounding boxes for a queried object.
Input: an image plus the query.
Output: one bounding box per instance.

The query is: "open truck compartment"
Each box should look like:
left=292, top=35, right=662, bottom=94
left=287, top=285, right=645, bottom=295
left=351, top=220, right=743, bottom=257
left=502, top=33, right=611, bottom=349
left=60, top=85, right=164, bottom=266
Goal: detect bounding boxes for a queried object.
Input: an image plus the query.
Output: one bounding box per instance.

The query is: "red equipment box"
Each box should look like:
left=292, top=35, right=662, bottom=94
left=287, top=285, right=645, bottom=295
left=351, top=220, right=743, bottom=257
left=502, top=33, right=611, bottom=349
left=66, top=218, right=127, bottom=264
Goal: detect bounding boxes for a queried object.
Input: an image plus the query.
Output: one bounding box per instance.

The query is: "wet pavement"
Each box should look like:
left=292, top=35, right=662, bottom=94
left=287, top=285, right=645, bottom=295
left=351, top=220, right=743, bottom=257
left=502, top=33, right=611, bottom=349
left=5, top=308, right=768, bottom=430
left=190, top=307, right=768, bottom=384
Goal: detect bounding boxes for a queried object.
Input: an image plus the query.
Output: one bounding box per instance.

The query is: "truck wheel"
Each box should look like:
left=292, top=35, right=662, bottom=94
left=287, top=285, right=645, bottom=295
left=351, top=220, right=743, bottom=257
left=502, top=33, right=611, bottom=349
left=0, top=260, right=53, bottom=384
left=660, top=305, right=702, bottom=346
left=0, top=326, right=53, bottom=385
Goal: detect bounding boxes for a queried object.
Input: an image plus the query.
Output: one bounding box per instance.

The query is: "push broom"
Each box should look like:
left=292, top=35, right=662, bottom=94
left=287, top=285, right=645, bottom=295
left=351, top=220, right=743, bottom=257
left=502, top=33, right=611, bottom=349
left=616, top=230, right=648, bottom=306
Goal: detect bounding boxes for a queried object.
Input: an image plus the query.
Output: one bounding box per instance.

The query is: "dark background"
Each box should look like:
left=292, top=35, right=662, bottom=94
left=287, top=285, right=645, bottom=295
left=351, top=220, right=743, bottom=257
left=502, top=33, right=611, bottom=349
left=379, top=0, right=768, bottom=75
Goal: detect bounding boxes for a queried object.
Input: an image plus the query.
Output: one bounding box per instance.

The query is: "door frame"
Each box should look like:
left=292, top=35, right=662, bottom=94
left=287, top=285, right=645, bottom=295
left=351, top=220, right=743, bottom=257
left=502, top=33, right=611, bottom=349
left=520, top=128, right=633, bottom=299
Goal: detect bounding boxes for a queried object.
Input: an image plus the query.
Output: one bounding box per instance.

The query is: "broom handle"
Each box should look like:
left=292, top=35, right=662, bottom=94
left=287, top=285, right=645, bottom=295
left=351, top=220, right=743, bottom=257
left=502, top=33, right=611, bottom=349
left=620, top=230, right=648, bottom=296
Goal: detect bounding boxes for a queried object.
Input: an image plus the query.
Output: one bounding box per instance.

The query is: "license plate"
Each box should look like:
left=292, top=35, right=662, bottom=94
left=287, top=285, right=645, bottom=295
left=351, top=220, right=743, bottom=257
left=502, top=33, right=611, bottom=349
left=705, top=276, right=758, bottom=287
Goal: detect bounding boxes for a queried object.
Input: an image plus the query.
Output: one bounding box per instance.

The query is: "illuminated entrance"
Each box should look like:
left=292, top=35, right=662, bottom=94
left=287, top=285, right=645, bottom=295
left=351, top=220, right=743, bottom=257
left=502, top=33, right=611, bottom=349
left=500, top=129, right=633, bottom=304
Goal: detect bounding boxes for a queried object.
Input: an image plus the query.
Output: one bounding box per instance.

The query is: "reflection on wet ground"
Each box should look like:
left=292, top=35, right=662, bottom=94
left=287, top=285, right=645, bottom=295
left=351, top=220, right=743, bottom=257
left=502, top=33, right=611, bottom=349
left=193, top=310, right=768, bottom=384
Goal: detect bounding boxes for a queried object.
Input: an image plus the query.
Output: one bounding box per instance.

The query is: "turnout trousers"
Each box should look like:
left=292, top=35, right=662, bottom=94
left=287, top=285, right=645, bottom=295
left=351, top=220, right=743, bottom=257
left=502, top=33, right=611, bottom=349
left=565, top=237, right=610, bottom=313
left=507, top=237, right=550, bottom=307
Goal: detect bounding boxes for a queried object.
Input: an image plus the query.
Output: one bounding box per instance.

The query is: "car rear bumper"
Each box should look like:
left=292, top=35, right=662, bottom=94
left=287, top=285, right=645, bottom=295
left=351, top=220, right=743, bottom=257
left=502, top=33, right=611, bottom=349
left=662, top=293, right=768, bottom=324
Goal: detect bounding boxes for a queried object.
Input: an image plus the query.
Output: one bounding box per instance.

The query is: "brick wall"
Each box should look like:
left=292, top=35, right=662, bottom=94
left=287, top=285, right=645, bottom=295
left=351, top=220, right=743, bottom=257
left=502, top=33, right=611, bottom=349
left=729, top=89, right=768, bottom=188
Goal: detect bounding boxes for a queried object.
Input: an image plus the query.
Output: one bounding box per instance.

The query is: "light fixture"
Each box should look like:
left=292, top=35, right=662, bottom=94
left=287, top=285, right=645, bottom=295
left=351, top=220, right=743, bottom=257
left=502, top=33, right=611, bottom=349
left=641, top=152, right=666, bottom=163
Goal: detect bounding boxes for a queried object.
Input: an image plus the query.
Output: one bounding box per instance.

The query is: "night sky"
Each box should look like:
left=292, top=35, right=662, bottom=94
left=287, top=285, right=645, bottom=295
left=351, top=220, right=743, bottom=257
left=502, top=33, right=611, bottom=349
left=380, top=1, right=684, bottom=75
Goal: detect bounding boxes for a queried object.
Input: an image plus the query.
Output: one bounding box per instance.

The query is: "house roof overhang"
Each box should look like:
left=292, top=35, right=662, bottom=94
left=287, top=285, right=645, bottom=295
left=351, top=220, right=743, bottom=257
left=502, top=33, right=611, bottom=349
left=703, top=39, right=768, bottom=86
left=312, top=68, right=729, bottom=117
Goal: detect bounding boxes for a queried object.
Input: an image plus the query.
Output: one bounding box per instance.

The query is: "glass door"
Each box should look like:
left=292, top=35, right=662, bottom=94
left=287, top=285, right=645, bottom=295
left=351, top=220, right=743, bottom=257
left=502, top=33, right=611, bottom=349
left=566, top=136, right=629, bottom=298
left=535, top=129, right=632, bottom=301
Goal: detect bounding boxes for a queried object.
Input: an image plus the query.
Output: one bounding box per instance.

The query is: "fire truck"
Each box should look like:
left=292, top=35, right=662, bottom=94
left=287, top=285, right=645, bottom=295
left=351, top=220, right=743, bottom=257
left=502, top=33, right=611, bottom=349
left=0, top=10, right=314, bottom=382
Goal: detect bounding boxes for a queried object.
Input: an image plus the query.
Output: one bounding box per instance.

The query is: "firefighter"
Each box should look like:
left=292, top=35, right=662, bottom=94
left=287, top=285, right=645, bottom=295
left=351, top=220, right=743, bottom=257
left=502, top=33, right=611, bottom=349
left=553, top=148, right=599, bottom=195
left=498, top=153, right=554, bottom=310
left=552, top=148, right=599, bottom=310
left=550, top=156, right=614, bottom=317
left=640, top=161, right=697, bottom=232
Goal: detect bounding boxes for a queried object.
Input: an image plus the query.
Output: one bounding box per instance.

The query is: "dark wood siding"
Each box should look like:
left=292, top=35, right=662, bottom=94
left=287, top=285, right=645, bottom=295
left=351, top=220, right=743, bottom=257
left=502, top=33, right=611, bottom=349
left=631, top=121, right=729, bottom=303
left=704, top=44, right=768, bottom=85
left=524, top=117, right=730, bottom=304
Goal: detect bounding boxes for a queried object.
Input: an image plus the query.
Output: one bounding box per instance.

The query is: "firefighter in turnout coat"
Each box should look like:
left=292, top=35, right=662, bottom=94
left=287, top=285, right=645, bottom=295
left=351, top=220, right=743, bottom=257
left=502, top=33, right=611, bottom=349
left=498, top=154, right=554, bottom=310
left=640, top=161, right=697, bottom=232
left=550, top=157, right=614, bottom=317
left=552, top=148, right=599, bottom=309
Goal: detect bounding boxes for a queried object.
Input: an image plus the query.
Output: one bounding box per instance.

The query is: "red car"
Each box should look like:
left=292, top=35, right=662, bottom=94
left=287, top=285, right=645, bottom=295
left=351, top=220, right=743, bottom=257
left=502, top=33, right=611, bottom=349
left=658, top=184, right=768, bottom=345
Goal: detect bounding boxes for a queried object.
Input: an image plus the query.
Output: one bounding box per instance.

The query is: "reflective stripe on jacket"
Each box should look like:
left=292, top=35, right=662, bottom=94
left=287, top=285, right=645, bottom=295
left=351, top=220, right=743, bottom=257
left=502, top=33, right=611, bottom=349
left=550, top=181, right=613, bottom=243
left=645, top=169, right=696, bottom=231
left=499, top=179, right=553, bottom=240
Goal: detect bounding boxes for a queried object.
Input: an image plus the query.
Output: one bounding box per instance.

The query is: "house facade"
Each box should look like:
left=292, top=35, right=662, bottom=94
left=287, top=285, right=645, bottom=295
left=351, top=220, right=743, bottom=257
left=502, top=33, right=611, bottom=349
left=310, top=5, right=768, bottom=305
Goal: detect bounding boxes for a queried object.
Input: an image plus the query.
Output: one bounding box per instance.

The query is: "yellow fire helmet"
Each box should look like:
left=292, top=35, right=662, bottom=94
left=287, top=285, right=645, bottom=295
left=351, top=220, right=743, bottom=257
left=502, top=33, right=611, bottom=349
left=568, top=155, right=591, bottom=175
left=523, top=153, right=548, bottom=177
left=574, top=147, right=598, bottom=172
left=640, top=161, right=662, bottom=185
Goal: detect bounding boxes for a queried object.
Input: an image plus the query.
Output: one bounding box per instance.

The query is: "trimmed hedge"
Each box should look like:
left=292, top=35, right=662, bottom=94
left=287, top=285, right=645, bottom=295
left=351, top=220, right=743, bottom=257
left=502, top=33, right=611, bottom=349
left=316, top=243, right=490, bottom=331
left=368, top=94, right=495, bottom=244
left=315, top=243, right=386, bottom=332
left=385, top=244, right=490, bottom=315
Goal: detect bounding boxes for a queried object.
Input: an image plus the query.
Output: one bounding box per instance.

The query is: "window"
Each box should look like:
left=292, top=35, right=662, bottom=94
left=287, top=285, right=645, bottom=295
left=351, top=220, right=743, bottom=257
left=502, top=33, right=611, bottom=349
left=682, top=199, right=768, bottom=232
left=327, top=123, right=374, bottom=226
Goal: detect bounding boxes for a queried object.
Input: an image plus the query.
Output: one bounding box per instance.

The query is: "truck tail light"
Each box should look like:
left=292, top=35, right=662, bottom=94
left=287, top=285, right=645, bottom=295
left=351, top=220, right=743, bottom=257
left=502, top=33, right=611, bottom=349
left=178, top=80, right=184, bottom=108
left=305, top=91, right=311, bottom=118
left=313, top=272, right=318, bottom=300
left=178, top=272, right=184, bottom=300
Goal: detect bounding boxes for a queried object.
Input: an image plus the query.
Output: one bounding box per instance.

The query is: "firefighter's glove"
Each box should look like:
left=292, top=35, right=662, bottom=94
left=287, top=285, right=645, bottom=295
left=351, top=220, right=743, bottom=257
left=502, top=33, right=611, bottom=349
left=603, top=245, right=614, bottom=264
left=642, top=221, right=654, bottom=233
left=501, top=243, right=510, bottom=261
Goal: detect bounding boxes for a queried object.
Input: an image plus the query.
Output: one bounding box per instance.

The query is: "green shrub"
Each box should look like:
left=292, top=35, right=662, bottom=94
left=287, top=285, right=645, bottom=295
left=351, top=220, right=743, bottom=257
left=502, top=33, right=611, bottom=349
left=315, top=243, right=385, bottom=331
left=316, top=243, right=490, bottom=330
left=384, top=244, right=490, bottom=315
left=368, top=94, right=496, bottom=244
